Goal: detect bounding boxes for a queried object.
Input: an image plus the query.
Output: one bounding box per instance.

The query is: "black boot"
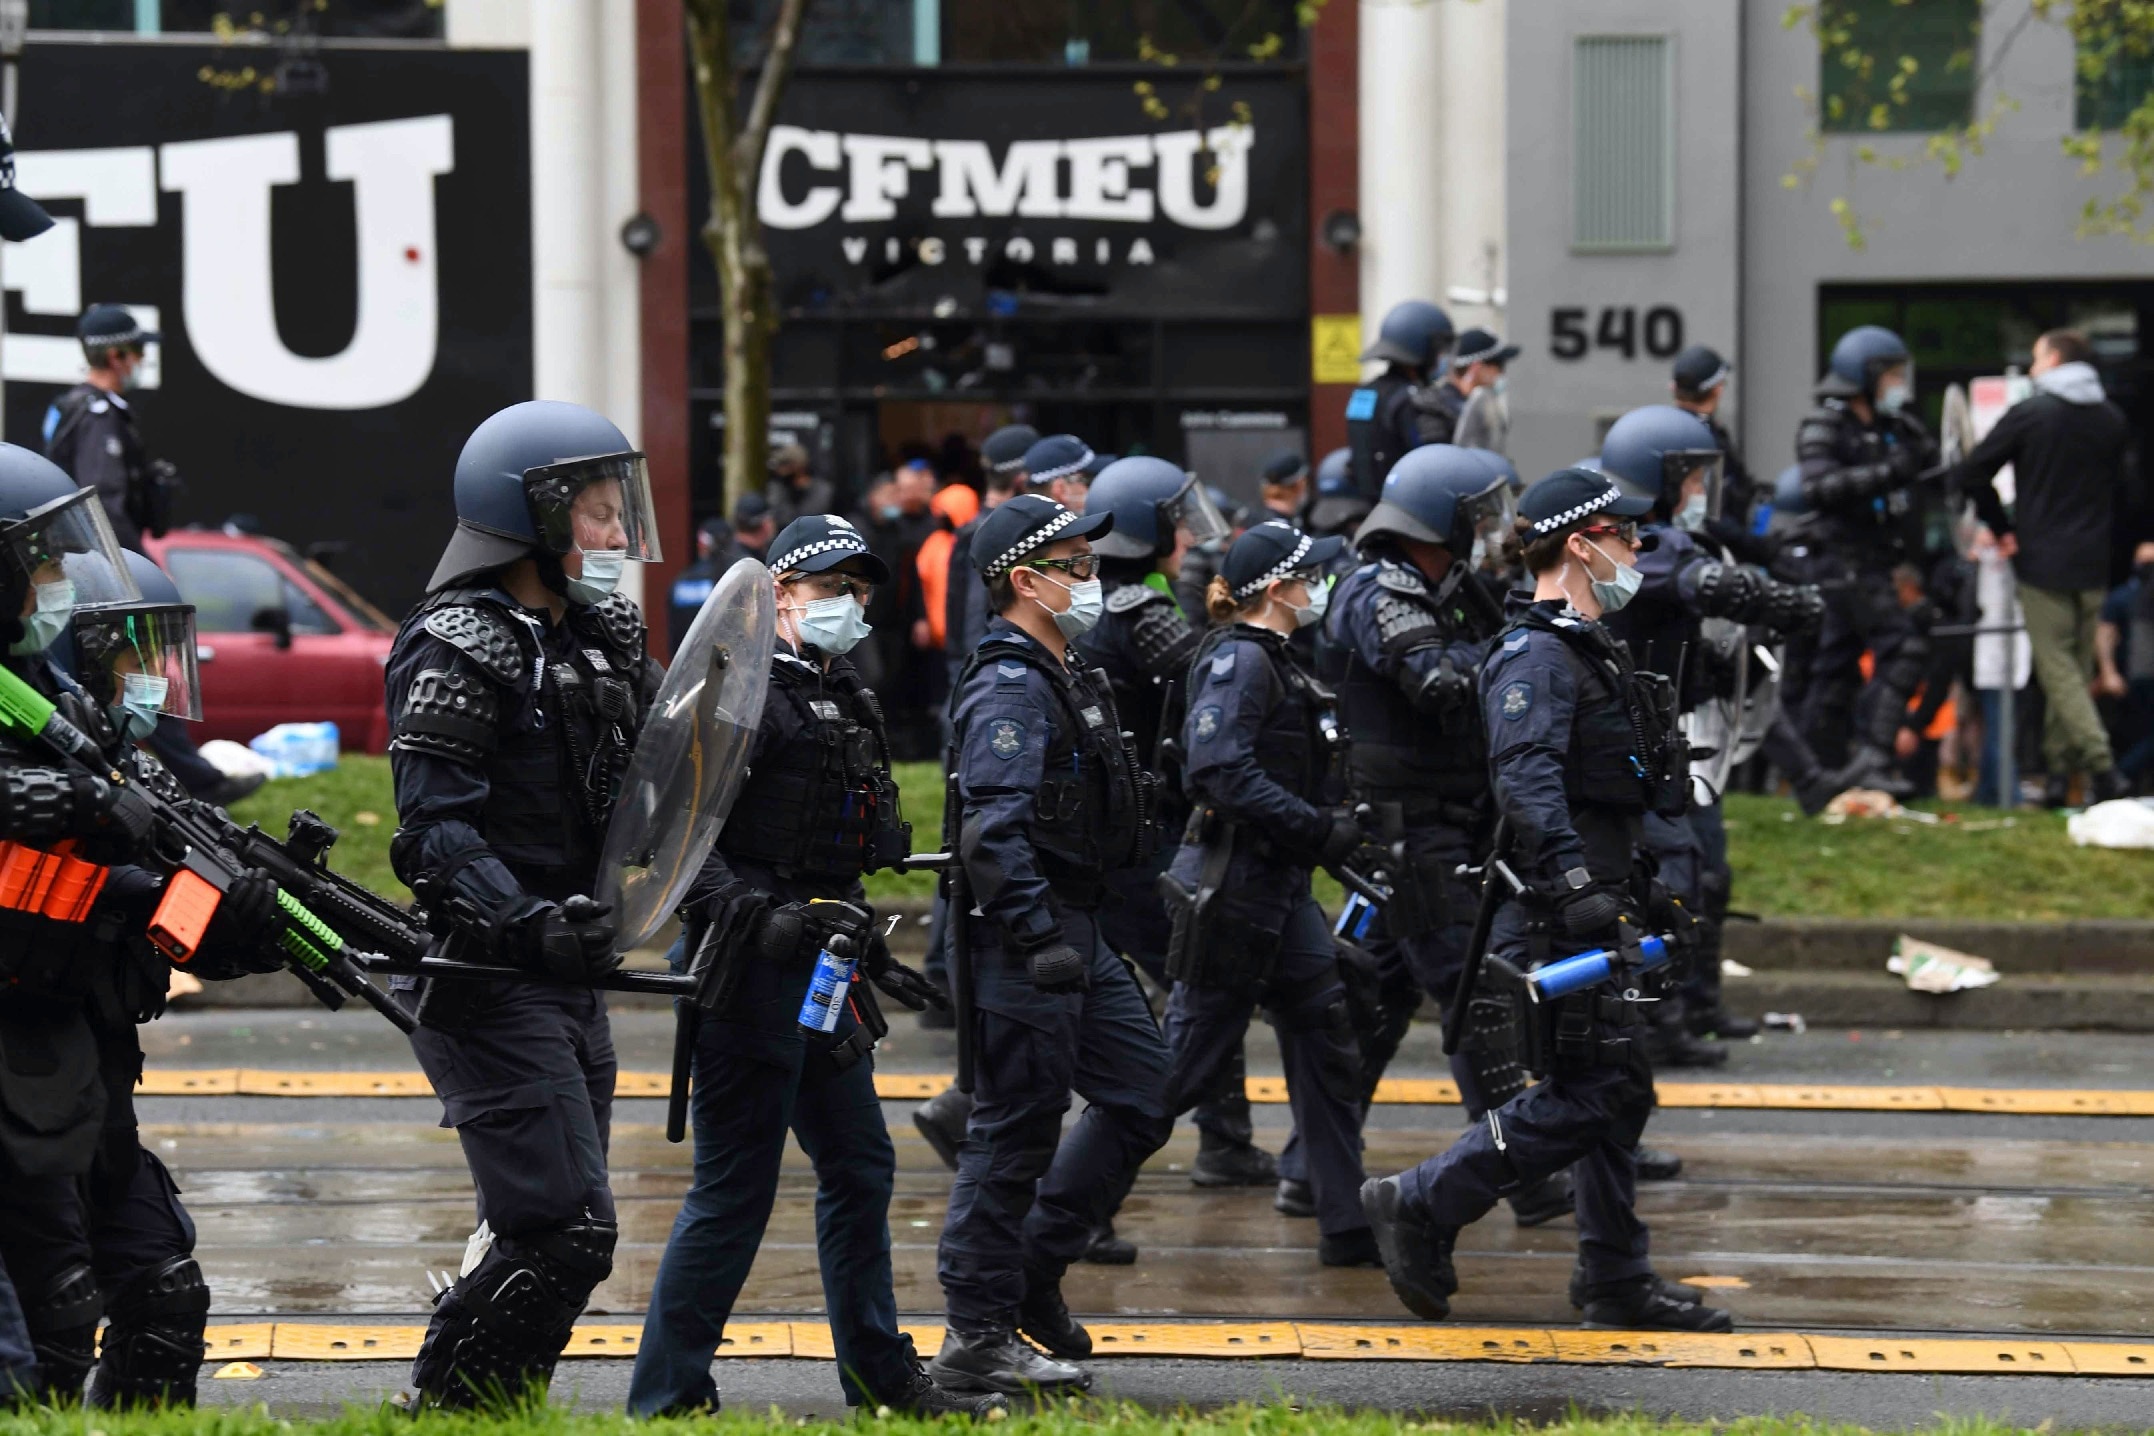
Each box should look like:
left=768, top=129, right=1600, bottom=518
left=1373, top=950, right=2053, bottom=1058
left=1687, top=1006, right=1760, bottom=1041
left=1191, top=1131, right=1279, bottom=1188
left=1646, top=1023, right=1729, bottom=1069
left=912, top=1086, right=973, bottom=1173
left=1274, top=1177, right=1315, bottom=1218
left=1318, top=1227, right=1381, bottom=1267
left=1581, top=1273, right=1733, bottom=1332
left=2092, top=767, right=2134, bottom=803
left=1792, top=765, right=1850, bottom=817
left=1360, top=1177, right=1458, bottom=1321
left=1634, top=1144, right=1683, bottom=1181
left=2042, top=772, right=2074, bottom=809
left=1017, top=1268, right=1091, bottom=1359
left=875, top=1361, right=1011, bottom=1418
left=1507, top=1169, right=1575, bottom=1228
left=1568, top=1269, right=1705, bottom=1312
left=1077, top=1223, right=1136, bottom=1266
left=927, top=1331, right=1090, bottom=1395
left=1844, top=744, right=1915, bottom=799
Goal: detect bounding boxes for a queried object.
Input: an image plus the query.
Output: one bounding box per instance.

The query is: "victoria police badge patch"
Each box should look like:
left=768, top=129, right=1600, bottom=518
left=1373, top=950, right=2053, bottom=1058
left=1500, top=681, right=1533, bottom=718
left=988, top=718, right=1024, bottom=759
left=1193, top=705, right=1222, bottom=741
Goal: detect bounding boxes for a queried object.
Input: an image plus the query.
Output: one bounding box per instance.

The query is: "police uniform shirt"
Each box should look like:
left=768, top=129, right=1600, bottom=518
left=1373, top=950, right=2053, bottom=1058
left=1481, top=602, right=1600, bottom=885
left=42, top=384, right=144, bottom=548
left=1182, top=628, right=1332, bottom=851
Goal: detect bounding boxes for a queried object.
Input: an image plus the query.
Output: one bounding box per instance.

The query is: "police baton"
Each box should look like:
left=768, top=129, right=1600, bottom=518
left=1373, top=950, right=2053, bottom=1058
left=1440, top=818, right=1520, bottom=1056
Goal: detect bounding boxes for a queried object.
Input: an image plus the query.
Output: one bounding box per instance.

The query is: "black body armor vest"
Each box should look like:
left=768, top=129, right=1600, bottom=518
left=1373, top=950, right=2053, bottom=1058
left=1194, top=625, right=1349, bottom=815
left=719, top=655, right=910, bottom=877
left=1322, top=564, right=1488, bottom=807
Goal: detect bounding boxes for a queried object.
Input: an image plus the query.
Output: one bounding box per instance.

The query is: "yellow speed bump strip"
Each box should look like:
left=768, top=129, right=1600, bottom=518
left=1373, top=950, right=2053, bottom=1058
left=210, top=1324, right=2154, bottom=1375
left=140, top=1069, right=2154, bottom=1116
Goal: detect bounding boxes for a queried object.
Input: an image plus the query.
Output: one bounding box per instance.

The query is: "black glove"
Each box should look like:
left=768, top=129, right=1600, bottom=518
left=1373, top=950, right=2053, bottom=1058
left=1312, top=806, right=1365, bottom=868
left=1019, top=934, right=1088, bottom=995
left=1761, top=581, right=1825, bottom=637
left=88, top=774, right=161, bottom=852
left=1556, top=886, right=1626, bottom=942
left=516, top=895, right=620, bottom=982
left=863, top=931, right=947, bottom=1012
left=1886, top=441, right=1926, bottom=484
left=202, top=869, right=288, bottom=974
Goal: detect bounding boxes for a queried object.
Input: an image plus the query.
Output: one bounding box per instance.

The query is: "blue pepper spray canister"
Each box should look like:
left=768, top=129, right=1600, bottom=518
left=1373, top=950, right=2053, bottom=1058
left=798, top=932, right=860, bottom=1033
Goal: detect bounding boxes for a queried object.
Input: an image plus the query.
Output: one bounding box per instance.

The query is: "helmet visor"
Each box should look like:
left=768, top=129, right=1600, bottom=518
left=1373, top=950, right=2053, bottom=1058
left=6, top=489, right=142, bottom=608
left=1457, top=477, right=1517, bottom=559
left=69, top=602, right=202, bottom=719
left=522, top=452, right=662, bottom=563
left=1660, top=450, right=1726, bottom=519
left=1164, top=476, right=1232, bottom=549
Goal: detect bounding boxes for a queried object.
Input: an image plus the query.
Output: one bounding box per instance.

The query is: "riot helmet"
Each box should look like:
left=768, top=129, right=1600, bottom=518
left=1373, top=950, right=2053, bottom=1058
left=1360, top=300, right=1456, bottom=372
left=429, top=400, right=661, bottom=594
left=1599, top=404, right=1725, bottom=521
left=1465, top=446, right=1523, bottom=496
left=1354, top=443, right=1515, bottom=564
left=1824, top=325, right=1914, bottom=405
left=1084, top=456, right=1231, bottom=561
left=0, top=445, right=139, bottom=655
left=1314, top=447, right=1353, bottom=497
left=70, top=549, right=201, bottom=735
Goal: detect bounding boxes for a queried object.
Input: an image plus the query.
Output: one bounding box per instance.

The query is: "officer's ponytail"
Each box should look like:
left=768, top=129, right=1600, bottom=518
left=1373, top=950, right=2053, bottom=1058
left=1511, top=515, right=1571, bottom=575
left=1205, top=575, right=1240, bottom=624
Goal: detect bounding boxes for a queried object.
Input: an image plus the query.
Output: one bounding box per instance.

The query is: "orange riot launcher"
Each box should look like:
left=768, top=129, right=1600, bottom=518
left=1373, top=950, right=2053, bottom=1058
left=0, top=660, right=417, bottom=1033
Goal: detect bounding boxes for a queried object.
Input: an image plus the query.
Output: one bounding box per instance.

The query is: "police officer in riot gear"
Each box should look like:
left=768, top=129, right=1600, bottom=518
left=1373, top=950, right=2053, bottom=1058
left=64, top=549, right=284, bottom=1408
left=629, top=516, right=996, bottom=1419
left=1165, top=520, right=1377, bottom=1266
left=1306, top=447, right=1370, bottom=541
left=1306, top=444, right=1572, bottom=1227
left=385, top=400, right=661, bottom=1409
left=1079, top=458, right=1274, bottom=1190
left=931, top=495, right=1173, bottom=1397
left=1346, top=301, right=1456, bottom=499
left=1788, top=326, right=1942, bottom=783
left=1599, top=407, right=1828, bottom=1055
left=1669, top=346, right=1757, bottom=527
left=42, top=306, right=180, bottom=554
left=1361, top=468, right=1733, bottom=1335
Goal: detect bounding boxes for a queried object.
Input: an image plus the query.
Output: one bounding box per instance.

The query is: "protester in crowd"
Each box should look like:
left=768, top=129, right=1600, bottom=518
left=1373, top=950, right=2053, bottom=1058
left=766, top=442, right=835, bottom=531
left=853, top=465, right=940, bottom=756
left=2096, top=541, right=2154, bottom=793
left=1953, top=329, right=2136, bottom=805
left=919, top=482, right=981, bottom=651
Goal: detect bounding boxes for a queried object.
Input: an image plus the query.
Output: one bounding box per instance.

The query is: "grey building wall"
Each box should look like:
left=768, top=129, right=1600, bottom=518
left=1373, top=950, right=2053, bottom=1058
left=1743, top=0, right=2146, bottom=482
left=1505, top=1, right=1742, bottom=487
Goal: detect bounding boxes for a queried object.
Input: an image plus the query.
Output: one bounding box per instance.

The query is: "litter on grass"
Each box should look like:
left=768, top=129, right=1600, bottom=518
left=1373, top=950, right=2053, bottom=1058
left=1888, top=935, right=2001, bottom=994
left=2067, top=798, right=2154, bottom=850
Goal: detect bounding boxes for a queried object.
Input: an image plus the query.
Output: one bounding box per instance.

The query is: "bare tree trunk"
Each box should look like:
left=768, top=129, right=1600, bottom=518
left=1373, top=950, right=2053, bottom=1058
left=683, top=0, right=810, bottom=508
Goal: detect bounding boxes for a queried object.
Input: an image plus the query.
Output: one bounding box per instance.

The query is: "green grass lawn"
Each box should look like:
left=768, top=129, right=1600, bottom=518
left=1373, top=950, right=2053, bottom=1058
left=249, top=758, right=2154, bottom=922
left=0, top=1403, right=2097, bottom=1436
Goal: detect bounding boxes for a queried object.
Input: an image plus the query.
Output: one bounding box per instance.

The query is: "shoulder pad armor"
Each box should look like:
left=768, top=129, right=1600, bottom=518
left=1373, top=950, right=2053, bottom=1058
left=1374, top=590, right=1442, bottom=653
left=1104, top=582, right=1163, bottom=615
left=422, top=605, right=526, bottom=686
left=588, top=591, right=646, bottom=655
left=1128, top=599, right=1202, bottom=677
left=1375, top=561, right=1427, bottom=596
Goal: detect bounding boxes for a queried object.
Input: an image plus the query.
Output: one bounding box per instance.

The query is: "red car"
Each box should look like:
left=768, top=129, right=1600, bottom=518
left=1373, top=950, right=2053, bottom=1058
left=143, top=528, right=397, bottom=753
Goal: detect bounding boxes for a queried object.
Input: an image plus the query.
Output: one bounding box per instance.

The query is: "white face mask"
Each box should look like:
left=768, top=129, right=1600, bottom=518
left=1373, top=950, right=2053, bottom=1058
left=1284, top=577, right=1329, bottom=629
left=10, top=578, right=74, bottom=655
left=1575, top=539, right=1642, bottom=615
left=114, top=671, right=168, bottom=742
left=1031, top=573, right=1104, bottom=639
left=565, top=548, right=627, bottom=604
left=793, top=592, right=873, bottom=656
left=1876, top=382, right=1913, bottom=415
left=1675, top=494, right=1709, bottom=532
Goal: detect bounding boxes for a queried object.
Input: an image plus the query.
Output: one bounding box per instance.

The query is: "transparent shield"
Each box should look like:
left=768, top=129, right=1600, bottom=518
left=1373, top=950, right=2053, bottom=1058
left=69, top=602, right=202, bottom=718
left=522, top=452, right=662, bottom=563
left=1458, top=477, right=1516, bottom=557
left=1684, top=614, right=1749, bottom=797
left=1166, top=475, right=1232, bottom=549
left=1731, top=638, right=1783, bottom=771
left=595, top=557, right=774, bottom=951
left=6, top=489, right=141, bottom=608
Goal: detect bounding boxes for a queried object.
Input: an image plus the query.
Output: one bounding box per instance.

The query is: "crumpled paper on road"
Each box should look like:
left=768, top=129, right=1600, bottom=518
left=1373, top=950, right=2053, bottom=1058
left=2067, top=798, right=2154, bottom=849
left=1888, top=936, right=2000, bottom=994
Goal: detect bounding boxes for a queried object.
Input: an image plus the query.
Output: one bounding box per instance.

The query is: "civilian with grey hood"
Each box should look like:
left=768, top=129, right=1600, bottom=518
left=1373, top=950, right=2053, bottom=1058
left=1955, top=328, right=2137, bottom=802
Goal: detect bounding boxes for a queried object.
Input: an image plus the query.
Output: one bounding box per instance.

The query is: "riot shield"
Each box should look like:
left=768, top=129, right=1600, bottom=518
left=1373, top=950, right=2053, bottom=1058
left=1937, top=382, right=1983, bottom=558
left=1684, top=614, right=1749, bottom=797
left=595, top=557, right=775, bottom=951
left=1454, top=386, right=1510, bottom=455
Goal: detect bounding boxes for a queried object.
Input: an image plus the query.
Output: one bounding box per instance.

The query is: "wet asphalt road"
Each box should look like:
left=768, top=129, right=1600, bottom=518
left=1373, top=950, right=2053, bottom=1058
left=144, top=1008, right=2154, bottom=1426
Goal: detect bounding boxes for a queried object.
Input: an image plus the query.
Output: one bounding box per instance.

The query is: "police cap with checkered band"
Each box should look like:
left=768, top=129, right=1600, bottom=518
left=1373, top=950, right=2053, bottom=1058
left=969, top=493, right=1114, bottom=578
left=767, top=513, right=891, bottom=584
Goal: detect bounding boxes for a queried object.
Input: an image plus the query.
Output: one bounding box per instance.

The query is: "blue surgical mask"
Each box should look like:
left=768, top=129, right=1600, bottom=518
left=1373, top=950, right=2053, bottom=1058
left=1877, top=382, right=1913, bottom=415
left=1034, top=574, right=1104, bottom=639
left=1491, top=376, right=1509, bottom=397
left=1675, top=494, right=1709, bottom=532
left=10, top=578, right=74, bottom=655
left=1581, top=542, right=1642, bottom=614
left=112, top=671, right=168, bottom=742
left=1289, top=577, right=1330, bottom=629
left=565, top=548, right=627, bottom=605
left=795, top=593, right=873, bottom=656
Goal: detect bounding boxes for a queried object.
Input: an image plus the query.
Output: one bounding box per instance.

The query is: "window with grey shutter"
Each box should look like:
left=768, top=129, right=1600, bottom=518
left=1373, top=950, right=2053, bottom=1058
left=1572, top=34, right=1673, bottom=252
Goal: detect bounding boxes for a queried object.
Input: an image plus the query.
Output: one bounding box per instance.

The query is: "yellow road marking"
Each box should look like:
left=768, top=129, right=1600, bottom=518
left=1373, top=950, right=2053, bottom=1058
left=136, top=1068, right=2154, bottom=1116
left=197, top=1322, right=2154, bottom=1374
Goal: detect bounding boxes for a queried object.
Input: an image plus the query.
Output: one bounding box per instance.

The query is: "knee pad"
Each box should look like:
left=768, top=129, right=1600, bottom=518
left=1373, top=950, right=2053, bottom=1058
left=408, top=1216, right=617, bottom=1409
left=88, top=1254, right=210, bottom=1410
left=24, top=1262, right=101, bottom=1403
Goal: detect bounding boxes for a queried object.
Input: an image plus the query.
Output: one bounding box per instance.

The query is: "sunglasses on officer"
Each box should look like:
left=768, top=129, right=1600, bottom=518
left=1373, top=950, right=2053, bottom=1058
left=1024, top=554, right=1099, bottom=582
left=1577, top=520, right=1641, bottom=549
left=781, top=570, right=875, bottom=604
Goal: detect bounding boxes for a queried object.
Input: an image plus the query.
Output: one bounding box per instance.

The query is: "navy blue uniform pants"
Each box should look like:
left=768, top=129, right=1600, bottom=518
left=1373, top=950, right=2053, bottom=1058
left=1164, top=894, right=1365, bottom=1236
left=938, top=909, right=1171, bottom=1335
left=1798, top=559, right=1918, bottom=767
left=630, top=955, right=910, bottom=1413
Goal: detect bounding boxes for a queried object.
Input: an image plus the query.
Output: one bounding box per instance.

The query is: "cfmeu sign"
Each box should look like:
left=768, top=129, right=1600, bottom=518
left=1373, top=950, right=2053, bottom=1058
left=16, top=116, right=452, bottom=410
